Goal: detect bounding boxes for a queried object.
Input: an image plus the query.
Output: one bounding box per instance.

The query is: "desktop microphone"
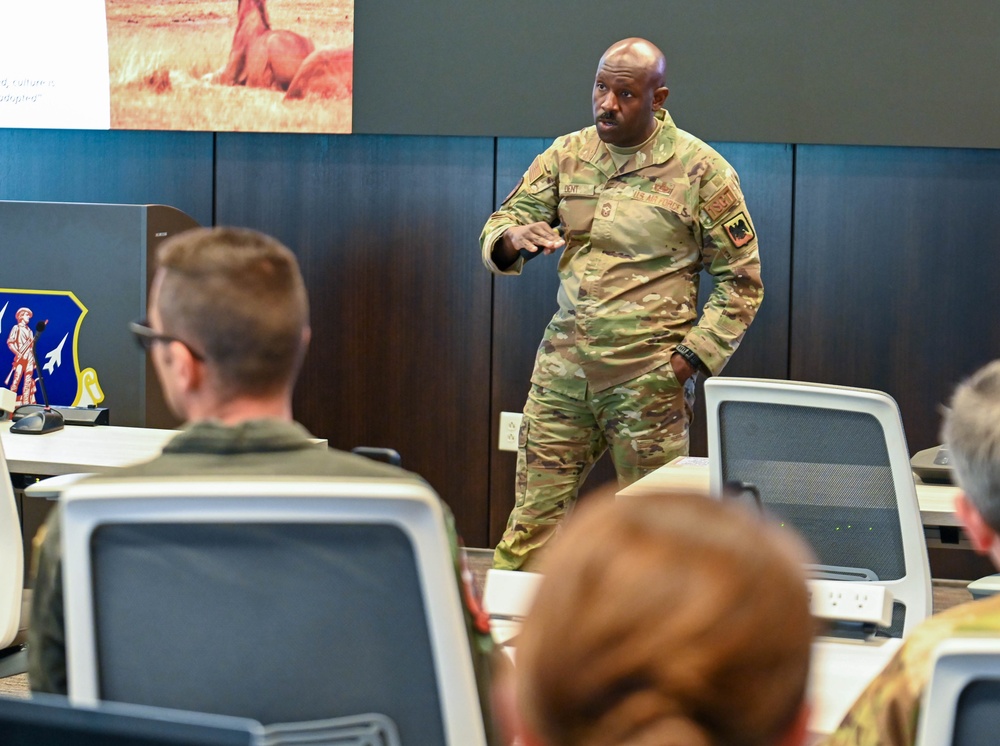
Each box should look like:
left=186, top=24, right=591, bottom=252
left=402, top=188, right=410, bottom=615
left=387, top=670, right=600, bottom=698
left=10, top=319, right=65, bottom=435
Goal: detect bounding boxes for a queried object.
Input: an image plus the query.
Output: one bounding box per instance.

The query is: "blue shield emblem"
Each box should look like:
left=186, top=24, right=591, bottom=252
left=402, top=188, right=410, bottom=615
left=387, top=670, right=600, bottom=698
left=0, top=289, right=104, bottom=408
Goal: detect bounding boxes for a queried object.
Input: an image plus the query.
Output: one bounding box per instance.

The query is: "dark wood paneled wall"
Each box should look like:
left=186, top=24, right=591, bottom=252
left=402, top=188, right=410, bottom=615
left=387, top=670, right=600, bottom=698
left=792, top=145, right=1000, bottom=454
left=0, top=129, right=214, bottom=226
left=2, top=129, right=998, bottom=547
left=214, top=133, right=495, bottom=543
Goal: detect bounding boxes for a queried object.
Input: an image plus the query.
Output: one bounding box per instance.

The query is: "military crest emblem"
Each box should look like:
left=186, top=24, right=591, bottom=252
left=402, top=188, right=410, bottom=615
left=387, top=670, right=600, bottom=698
left=723, top=212, right=756, bottom=249
left=0, top=289, right=104, bottom=409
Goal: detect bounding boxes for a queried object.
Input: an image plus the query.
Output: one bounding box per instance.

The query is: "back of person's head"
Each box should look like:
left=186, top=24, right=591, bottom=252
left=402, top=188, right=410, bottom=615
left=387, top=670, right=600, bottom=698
left=942, top=359, right=1000, bottom=532
left=510, top=490, right=813, bottom=746
left=153, top=226, right=309, bottom=400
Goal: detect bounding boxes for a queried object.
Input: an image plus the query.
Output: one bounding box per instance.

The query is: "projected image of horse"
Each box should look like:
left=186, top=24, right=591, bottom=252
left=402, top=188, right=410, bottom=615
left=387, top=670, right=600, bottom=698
left=106, top=0, right=355, bottom=133
left=214, top=0, right=314, bottom=90
left=285, top=47, right=353, bottom=100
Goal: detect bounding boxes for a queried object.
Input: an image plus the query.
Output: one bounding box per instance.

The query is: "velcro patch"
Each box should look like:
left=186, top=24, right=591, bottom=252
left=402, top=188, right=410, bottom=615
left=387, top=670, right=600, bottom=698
left=559, top=183, right=597, bottom=197
left=527, top=158, right=544, bottom=184
left=704, top=183, right=739, bottom=222
left=723, top=212, right=755, bottom=248
left=632, top=190, right=687, bottom=216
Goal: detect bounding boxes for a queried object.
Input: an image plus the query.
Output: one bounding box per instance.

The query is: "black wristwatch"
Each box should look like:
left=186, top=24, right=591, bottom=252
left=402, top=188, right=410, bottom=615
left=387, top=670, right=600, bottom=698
left=674, top=343, right=709, bottom=376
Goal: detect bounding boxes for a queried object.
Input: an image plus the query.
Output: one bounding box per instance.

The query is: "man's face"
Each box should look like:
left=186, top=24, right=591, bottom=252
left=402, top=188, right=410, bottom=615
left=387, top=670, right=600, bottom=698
left=592, top=56, right=664, bottom=147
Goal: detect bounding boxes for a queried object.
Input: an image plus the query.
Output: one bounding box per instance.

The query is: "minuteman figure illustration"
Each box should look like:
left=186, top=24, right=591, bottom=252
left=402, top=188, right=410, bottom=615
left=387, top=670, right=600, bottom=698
left=6, top=307, right=37, bottom=406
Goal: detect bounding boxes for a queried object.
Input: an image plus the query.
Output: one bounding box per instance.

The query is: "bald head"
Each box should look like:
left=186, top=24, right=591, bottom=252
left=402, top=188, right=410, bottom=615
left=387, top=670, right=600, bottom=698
left=599, top=37, right=667, bottom=88
left=593, top=38, right=669, bottom=146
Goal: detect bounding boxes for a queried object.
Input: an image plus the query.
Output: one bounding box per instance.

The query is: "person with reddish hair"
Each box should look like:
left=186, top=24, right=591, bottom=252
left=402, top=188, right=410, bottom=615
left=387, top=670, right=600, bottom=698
left=495, top=490, right=814, bottom=746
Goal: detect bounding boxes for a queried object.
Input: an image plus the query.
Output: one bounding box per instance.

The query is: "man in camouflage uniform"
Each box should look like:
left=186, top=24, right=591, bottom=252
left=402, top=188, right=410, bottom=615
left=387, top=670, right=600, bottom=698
left=481, top=38, right=763, bottom=570
left=823, top=359, right=1000, bottom=746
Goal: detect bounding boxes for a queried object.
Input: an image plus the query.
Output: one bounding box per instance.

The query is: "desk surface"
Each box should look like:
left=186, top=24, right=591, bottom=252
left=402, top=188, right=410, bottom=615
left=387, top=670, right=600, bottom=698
left=617, top=458, right=961, bottom=528
left=1, top=420, right=179, bottom=476
left=487, top=594, right=899, bottom=737
left=809, top=636, right=901, bottom=735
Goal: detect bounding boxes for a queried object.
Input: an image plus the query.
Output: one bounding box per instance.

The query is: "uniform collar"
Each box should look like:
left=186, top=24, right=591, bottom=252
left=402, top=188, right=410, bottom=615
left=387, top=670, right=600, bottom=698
left=580, top=108, right=678, bottom=177
left=164, top=418, right=317, bottom=455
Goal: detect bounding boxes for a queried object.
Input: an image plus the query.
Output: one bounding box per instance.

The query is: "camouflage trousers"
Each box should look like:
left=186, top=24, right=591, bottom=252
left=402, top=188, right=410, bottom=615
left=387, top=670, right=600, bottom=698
left=493, top=365, right=696, bottom=571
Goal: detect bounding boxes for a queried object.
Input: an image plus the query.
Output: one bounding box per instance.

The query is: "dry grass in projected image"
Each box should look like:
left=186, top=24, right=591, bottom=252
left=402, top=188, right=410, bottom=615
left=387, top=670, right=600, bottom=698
left=107, top=0, right=353, bottom=133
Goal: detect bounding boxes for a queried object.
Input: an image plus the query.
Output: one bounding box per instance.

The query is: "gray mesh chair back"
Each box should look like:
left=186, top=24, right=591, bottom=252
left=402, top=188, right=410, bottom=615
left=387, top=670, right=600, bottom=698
left=61, top=477, right=487, bottom=746
left=916, top=638, right=1000, bottom=746
left=705, top=377, right=931, bottom=637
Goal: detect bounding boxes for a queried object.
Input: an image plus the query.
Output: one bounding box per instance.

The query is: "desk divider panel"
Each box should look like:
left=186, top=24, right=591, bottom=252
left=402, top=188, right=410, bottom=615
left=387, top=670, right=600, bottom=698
left=0, top=201, right=198, bottom=428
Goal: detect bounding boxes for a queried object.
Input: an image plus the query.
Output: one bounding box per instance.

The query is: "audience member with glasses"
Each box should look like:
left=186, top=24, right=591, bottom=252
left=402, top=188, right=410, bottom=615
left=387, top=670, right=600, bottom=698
left=28, top=227, right=497, bottom=742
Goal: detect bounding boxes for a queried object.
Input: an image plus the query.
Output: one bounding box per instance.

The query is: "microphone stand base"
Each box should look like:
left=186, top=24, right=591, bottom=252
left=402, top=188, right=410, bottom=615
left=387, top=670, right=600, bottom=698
left=9, top=408, right=65, bottom=435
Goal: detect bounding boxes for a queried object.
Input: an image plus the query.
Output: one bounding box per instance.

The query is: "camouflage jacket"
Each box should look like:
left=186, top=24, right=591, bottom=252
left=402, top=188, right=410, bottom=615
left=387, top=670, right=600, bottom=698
left=481, top=109, right=763, bottom=397
left=822, top=594, right=1000, bottom=746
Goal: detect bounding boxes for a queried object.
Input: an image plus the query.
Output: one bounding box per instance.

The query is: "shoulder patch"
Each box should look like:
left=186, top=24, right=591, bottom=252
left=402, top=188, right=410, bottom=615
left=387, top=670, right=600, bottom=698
left=704, top=183, right=739, bottom=222
left=723, top=212, right=755, bottom=248
left=527, top=158, right=545, bottom=184
left=501, top=177, right=523, bottom=205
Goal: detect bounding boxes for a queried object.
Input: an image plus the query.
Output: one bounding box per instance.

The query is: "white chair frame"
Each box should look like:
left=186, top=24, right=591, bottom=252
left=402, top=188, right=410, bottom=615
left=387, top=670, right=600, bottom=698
left=704, top=377, right=932, bottom=637
left=916, top=636, right=1000, bottom=746
left=60, top=475, right=487, bottom=746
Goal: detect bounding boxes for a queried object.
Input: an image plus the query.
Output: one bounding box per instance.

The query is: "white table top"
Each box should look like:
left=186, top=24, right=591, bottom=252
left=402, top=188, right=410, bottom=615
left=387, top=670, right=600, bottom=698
left=0, top=420, right=179, bottom=476
left=809, top=636, right=902, bottom=734
left=617, top=457, right=961, bottom=528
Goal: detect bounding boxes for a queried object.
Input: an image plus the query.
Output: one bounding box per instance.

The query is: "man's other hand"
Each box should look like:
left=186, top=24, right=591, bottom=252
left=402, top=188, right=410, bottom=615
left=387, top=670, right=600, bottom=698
left=670, top=352, right=697, bottom=385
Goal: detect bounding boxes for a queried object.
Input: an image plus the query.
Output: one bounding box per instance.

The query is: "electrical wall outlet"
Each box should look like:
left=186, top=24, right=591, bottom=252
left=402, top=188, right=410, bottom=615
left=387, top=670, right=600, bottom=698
left=498, top=412, right=523, bottom=452
left=807, top=579, right=893, bottom=627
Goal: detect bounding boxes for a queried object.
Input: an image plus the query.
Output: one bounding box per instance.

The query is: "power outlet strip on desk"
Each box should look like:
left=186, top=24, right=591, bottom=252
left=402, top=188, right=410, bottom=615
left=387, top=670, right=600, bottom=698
left=808, top=579, right=893, bottom=628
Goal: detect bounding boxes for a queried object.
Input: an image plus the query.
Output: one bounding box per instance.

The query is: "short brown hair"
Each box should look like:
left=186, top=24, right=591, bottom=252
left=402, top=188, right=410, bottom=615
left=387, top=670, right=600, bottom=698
left=154, top=227, right=309, bottom=399
left=515, top=490, right=813, bottom=746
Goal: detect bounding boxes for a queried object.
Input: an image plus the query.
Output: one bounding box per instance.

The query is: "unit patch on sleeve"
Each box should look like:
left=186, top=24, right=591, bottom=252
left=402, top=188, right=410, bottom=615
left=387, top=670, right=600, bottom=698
left=704, top=183, right=738, bottom=222
left=723, top=212, right=755, bottom=248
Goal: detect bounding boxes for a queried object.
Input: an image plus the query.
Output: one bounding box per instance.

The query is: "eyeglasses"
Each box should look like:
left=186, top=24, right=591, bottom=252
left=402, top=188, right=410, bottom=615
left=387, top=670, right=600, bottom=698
left=128, top=319, right=205, bottom=361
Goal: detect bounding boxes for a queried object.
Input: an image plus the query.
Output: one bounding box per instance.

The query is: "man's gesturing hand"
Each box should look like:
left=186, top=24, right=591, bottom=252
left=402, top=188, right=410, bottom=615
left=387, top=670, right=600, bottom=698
left=503, top=223, right=565, bottom=256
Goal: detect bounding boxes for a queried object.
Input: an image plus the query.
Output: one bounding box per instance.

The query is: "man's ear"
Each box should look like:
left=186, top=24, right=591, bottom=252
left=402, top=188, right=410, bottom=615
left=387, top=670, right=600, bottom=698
left=652, top=86, right=669, bottom=111
left=954, top=491, right=996, bottom=555
left=170, top=339, right=203, bottom=394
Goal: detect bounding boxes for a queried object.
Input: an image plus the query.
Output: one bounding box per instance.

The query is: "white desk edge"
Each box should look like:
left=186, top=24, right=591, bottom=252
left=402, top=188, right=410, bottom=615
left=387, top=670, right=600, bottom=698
left=1, top=420, right=180, bottom=476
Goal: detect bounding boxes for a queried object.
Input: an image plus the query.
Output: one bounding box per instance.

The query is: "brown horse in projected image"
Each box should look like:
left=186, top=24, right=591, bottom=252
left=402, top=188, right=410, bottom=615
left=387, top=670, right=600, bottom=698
left=214, top=0, right=314, bottom=91
left=285, top=46, right=353, bottom=101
